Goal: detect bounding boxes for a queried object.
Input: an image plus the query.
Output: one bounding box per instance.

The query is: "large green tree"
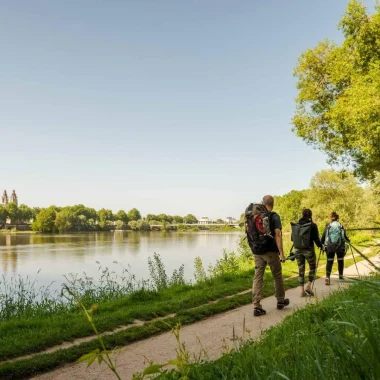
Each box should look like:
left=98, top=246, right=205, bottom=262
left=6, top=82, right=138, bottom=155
left=115, top=210, right=129, bottom=224
left=274, top=190, right=307, bottom=228
left=293, top=1, right=380, bottom=179
left=127, top=208, right=141, bottom=221
left=32, top=207, right=58, bottom=233
left=301, top=169, right=376, bottom=227
left=183, top=214, right=198, bottom=224
left=5, top=203, right=19, bottom=224
left=18, top=204, right=33, bottom=223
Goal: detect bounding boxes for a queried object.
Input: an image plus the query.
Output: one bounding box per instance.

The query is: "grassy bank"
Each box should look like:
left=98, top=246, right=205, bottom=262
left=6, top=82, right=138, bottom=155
left=158, top=275, right=380, bottom=380
left=0, top=236, right=376, bottom=379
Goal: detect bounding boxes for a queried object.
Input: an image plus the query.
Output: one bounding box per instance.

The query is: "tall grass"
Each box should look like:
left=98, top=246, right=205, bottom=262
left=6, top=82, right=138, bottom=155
left=158, top=243, right=380, bottom=380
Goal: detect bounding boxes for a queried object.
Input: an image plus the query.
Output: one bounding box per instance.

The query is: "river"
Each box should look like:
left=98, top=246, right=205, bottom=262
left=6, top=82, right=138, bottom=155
left=0, top=231, right=243, bottom=293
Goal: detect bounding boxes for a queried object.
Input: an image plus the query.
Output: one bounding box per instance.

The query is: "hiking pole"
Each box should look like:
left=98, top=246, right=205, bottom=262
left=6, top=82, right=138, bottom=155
left=349, top=243, right=360, bottom=277
left=311, top=248, right=323, bottom=291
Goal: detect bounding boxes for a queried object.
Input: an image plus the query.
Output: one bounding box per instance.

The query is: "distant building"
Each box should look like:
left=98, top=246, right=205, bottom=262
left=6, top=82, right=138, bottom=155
left=198, top=216, right=210, bottom=225
left=1, top=190, right=8, bottom=206
left=1, top=190, right=18, bottom=207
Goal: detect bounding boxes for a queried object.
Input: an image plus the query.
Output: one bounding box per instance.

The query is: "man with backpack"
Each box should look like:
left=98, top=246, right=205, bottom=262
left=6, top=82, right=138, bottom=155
left=245, top=195, right=290, bottom=317
left=321, top=212, right=351, bottom=284
left=291, top=209, right=322, bottom=297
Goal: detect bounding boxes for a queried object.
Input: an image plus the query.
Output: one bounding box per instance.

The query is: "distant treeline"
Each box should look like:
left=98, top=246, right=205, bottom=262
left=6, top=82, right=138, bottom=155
left=0, top=204, right=233, bottom=233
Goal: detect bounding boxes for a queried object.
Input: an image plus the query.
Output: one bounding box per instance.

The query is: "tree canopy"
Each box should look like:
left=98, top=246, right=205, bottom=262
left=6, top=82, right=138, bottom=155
left=292, top=1, right=380, bottom=179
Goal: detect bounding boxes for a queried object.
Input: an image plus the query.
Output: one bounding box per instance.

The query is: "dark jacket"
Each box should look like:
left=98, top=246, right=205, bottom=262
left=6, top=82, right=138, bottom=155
left=321, top=223, right=350, bottom=245
left=293, top=217, right=322, bottom=249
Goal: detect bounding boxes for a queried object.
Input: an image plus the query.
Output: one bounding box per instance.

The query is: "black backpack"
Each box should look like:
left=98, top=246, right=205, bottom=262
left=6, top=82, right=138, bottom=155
left=291, top=222, right=312, bottom=250
left=245, top=203, right=275, bottom=255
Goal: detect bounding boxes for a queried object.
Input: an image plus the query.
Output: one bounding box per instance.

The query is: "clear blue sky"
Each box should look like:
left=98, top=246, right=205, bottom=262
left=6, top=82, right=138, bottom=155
left=0, top=0, right=357, bottom=218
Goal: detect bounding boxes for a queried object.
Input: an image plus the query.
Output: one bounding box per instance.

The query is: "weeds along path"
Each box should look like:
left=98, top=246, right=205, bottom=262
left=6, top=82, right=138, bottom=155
left=5, top=249, right=368, bottom=367
left=34, top=250, right=379, bottom=380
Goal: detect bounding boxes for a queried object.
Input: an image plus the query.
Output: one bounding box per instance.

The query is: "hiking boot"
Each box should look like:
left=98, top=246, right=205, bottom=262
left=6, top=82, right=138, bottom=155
left=339, top=276, right=345, bottom=281
left=277, top=298, right=290, bottom=310
left=253, top=307, right=266, bottom=317
left=305, top=289, right=314, bottom=296
left=325, top=277, right=330, bottom=285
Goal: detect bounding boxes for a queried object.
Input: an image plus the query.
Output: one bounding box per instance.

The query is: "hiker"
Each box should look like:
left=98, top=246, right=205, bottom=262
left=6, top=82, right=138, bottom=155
left=245, top=195, right=290, bottom=317
left=321, top=212, right=351, bottom=284
left=291, top=209, right=323, bottom=297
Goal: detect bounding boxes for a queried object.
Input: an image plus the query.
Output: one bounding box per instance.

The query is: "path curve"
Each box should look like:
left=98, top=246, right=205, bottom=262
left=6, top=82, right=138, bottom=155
left=34, top=253, right=379, bottom=380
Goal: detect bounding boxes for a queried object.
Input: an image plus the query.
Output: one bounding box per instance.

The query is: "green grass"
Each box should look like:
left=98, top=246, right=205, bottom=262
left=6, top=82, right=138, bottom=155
left=0, top=273, right=299, bottom=380
left=159, top=276, right=380, bottom=380
left=0, top=239, right=375, bottom=379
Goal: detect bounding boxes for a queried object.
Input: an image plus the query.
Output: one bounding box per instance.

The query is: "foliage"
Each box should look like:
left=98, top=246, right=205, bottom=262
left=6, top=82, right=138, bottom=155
left=274, top=169, right=380, bottom=228
left=0, top=205, right=7, bottom=223
left=160, top=276, right=380, bottom=380
left=18, top=204, right=34, bottom=222
left=274, top=190, right=307, bottom=228
left=183, top=214, right=198, bottom=224
left=32, top=206, right=58, bottom=233
left=128, top=208, right=142, bottom=221
left=208, top=250, right=240, bottom=277
left=97, top=208, right=114, bottom=229
left=194, top=257, right=208, bottom=283
left=148, top=253, right=185, bottom=290
left=115, top=210, right=129, bottom=224
left=5, top=202, right=19, bottom=223
left=292, top=1, right=380, bottom=179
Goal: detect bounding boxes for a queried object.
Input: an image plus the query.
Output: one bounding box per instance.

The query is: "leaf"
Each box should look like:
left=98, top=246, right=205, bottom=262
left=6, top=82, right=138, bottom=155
left=167, top=359, right=181, bottom=366
left=76, top=349, right=100, bottom=364
left=98, top=355, right=103, bottom=365
left=87, top=353, right=97, bottom=367
left=77, top=353, right=96, bottom=364
left=142, top=364, right=164, bottom=375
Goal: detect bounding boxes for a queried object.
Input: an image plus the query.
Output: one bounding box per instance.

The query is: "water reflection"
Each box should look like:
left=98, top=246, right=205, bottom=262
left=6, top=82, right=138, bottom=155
left=0, top=231, right=242, bottom=292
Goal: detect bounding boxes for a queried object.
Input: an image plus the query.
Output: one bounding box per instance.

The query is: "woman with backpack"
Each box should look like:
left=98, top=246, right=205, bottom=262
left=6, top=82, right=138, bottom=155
left=291, top=209, right=323, bottom=297
left=321, top=212, right=350, bottom=285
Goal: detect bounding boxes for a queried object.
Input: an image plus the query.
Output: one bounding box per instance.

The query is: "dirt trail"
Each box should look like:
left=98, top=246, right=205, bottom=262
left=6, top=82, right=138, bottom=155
left=34, top=252, right=379, bottom=380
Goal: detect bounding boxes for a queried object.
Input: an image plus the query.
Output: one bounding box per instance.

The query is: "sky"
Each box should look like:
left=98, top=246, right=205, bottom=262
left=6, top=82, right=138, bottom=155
left=0, top=0, right=363, bottom=219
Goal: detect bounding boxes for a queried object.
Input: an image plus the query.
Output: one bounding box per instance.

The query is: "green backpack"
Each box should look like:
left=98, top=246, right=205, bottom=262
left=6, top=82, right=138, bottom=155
left=291, top=222, right=312, bottom=250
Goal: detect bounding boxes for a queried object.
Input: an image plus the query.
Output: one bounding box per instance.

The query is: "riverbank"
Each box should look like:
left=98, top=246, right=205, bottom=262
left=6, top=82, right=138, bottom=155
left=32, top=254, right=380, bottom=380
left=0, top=240, right=376, bottom=379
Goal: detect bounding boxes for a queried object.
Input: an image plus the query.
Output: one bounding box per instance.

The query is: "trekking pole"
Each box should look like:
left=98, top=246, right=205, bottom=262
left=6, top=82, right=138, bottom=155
left=311, top=248, right=323, bottom=291
left=349, top=243, right=360, bottom=277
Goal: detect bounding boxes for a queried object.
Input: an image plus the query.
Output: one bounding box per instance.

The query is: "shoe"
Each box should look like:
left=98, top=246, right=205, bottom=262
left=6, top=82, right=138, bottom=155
left=253, top=307, right=266, bottom=317
left=325, top=277, right=330, bottom=285
left=305, top=289, right=314, bottom=296
left=339, top=276, right=344, bottom=281
left=277, top=298, right=290, bottom=310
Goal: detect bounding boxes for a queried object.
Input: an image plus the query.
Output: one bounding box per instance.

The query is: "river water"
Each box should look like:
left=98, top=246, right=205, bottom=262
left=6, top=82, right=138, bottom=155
left=0, top=231, right=242, bottom=292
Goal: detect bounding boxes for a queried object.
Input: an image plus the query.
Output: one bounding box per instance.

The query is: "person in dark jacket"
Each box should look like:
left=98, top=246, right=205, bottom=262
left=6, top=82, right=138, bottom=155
left=292, top=209, right=322, bottom=297
left=321, top=212, right=350, bottom=284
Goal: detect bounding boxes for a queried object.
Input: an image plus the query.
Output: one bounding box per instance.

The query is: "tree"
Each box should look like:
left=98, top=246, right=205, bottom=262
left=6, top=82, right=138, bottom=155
left=172, top=215, right=184, bottom=224
left=115, top=210, right=129, bottom=224
left=55, top=209, right=75, bottom=232
left=274, top=190, right=307, bottom=229
left=32, top=207, right=58, bottom=233
left=292, top=1, right=380, bottom=179
left=127, top=208, right=141, bottom=221
left=216, top=218, right=225, bottom=224
left=97, top=208, right=114, bottom=228
left=5, top=202, right=19, bottom=224
left=183, top=214, right=198, bottom=224
left=301, top=169, right=371, bottom=227
left=0, top=205, right=7, bottom=224
left=18, top=204, right=33, bottom=223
